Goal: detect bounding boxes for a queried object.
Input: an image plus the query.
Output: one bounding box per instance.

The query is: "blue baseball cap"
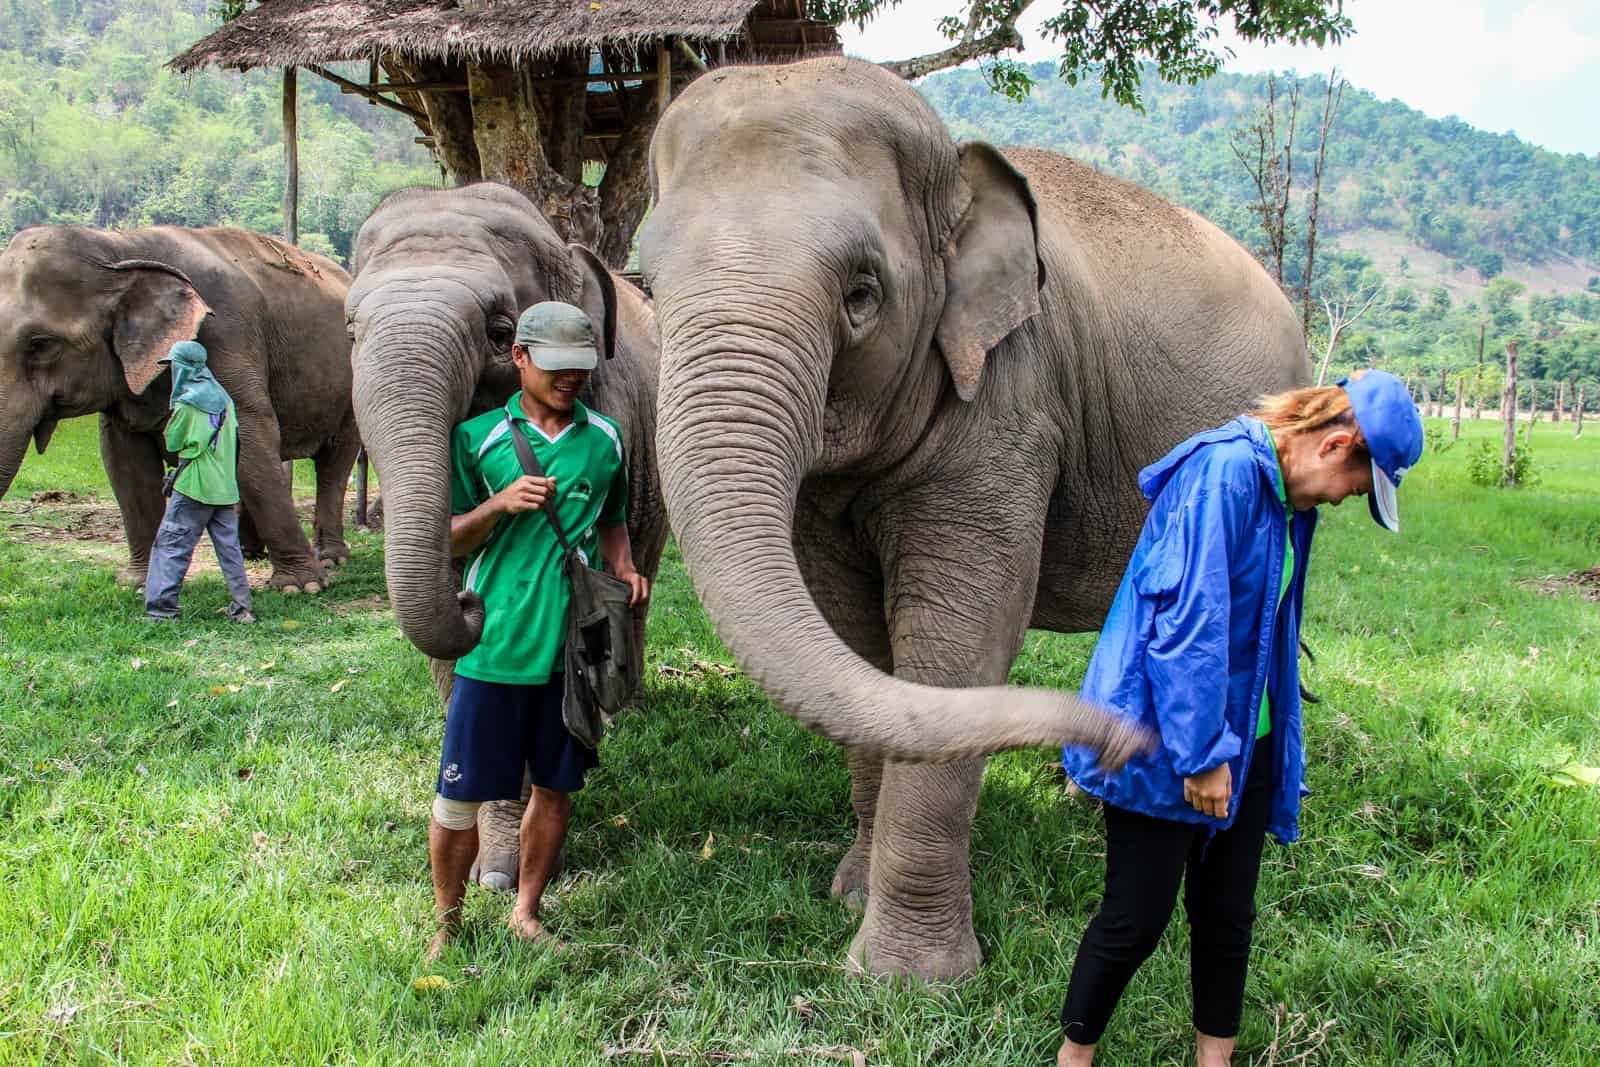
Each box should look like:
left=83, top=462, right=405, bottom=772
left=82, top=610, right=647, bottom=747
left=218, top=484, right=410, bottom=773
left=1338, top=370, right=1423, bottom=533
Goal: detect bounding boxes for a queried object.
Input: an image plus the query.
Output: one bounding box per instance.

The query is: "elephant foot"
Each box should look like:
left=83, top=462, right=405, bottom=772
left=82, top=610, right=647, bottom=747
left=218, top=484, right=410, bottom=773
left=268, top=563, right=330, bottom=595
left=117, top=564, right=149, bottom=590
left=474, top=796, right=527, bottom=892
left=829, top=843, right=871, bottom=916
left=845, top=913, right=981, bottom=983
left=314, top=542, right=351, bottom=567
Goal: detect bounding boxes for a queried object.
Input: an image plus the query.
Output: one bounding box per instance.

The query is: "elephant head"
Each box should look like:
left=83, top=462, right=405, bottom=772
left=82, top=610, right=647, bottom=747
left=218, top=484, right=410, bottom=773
left=0, top=226, right=210, bottom=497
left=348, top=182, right=660, bottom=662
left=639, top=59, right=1144, bottom=763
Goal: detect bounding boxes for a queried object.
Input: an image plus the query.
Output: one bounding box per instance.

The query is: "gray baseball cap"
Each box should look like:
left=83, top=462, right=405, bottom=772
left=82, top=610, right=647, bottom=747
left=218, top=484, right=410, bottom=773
left=515, top=301, right=598, bottom=371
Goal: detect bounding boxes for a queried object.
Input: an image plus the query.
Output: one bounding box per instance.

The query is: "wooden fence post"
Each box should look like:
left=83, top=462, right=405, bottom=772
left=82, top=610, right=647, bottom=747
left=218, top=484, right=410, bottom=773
left=1576, top=386, right=1585, bottom=439
left=1471, top=322, right=1485, bottom=420
left=1502, top=342, right=1518, bottom=486
left=355, top=449, right=369, bottom=526
left=1554, top=380, right=1564, bottom=423
left=1452, top=373, right=1464, bottom=441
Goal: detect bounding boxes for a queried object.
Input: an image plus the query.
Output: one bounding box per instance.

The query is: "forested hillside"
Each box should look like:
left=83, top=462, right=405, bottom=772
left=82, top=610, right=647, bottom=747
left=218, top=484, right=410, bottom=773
left=919, top=62, right=1600, bottom=394
left=0, top=0, right=434, bottom=263
left=1, top=3, right=1595, bottom=392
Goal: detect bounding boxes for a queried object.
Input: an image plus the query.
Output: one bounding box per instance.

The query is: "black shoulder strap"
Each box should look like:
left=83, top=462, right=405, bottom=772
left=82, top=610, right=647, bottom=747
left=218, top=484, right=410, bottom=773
left=507, top=418, right=576, bottom=555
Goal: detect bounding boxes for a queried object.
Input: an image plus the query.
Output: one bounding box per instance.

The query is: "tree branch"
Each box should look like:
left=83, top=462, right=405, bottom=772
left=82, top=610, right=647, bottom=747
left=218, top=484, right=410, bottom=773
left=881, top=0, right=1035, bottom=80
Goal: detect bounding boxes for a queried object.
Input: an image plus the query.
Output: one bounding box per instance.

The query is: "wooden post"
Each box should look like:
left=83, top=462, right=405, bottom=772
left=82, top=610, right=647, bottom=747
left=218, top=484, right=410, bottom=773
left=1437, top=365, right=1448, bottom=419
left=1576, top=386, right=1585, bottom=439
left=1471, top=322, right=1485, bottom=420
left=283, top=67, right=298, bottom=246
left=1420, top=384, right=1432, bottom=420
left=1525, top=380, right=1536, bottom=447
left=1554, top=380, right=1564, bottom=422
left=656, top=40, right=672, bottom=116
left=355, top=449, right=369, bottom=526
left=1452, top=372, right=1464, bottom=441
left=1502, top=342, right=1518, bottom=486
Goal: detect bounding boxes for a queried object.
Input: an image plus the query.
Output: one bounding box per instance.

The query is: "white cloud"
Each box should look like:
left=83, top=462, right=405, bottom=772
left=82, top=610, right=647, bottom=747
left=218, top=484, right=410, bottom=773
left=837, top=0, right=1600, bottom=156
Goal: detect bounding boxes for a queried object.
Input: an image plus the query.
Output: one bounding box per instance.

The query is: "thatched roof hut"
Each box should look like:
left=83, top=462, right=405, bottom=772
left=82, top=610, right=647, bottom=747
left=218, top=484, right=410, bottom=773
left=170, top=1, right=842, bottom=264
left=170, top=0, right=832, bottom=73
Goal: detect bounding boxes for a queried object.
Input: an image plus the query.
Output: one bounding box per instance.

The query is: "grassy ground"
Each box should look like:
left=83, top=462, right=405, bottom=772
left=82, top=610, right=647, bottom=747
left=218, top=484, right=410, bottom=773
left=1, top=416, right=1597, bottom=1066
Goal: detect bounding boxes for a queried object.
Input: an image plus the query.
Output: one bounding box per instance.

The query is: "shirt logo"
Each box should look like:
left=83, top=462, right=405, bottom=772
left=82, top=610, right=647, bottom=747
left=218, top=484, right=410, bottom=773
left=442, top=763, right=462, bottom=784
left=570, top=477, right=594, bottom=502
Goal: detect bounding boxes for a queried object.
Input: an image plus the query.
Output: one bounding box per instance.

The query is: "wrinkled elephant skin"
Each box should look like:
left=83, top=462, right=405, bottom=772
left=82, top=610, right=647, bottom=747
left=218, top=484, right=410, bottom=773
left=639, top=58, right=1309, bottom=981
left=0, top=225, right=360, bottom=591
left=348, top=183, right=665, bottom=891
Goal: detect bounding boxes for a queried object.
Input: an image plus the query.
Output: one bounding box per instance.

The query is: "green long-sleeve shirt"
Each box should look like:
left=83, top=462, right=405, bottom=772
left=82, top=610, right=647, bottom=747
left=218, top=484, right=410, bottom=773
left=165, top=400, right=239, bottom=505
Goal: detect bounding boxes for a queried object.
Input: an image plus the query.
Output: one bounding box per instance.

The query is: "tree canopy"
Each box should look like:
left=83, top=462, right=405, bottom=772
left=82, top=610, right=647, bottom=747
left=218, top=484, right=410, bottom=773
left=820, top=0, right=1351, bottom=104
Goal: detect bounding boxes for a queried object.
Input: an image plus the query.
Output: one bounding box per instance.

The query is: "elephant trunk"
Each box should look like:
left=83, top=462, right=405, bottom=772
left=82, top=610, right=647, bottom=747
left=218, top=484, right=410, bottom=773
left=351, top=311, right=484, bottom=661
left=655, top=295, right=1147, bottom=765
left=0, top=391, right=46, bottom=502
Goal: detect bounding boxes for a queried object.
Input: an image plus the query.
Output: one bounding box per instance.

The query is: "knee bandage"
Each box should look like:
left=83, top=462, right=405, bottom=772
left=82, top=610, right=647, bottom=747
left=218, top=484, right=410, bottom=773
left=431, top=795, right=481, bottom=831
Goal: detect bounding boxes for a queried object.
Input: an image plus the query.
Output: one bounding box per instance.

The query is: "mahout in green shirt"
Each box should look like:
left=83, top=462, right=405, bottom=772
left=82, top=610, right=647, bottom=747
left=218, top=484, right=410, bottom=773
left=165, top=399, right=239, bottom=506
left=449, top=395, right=628, bottom=685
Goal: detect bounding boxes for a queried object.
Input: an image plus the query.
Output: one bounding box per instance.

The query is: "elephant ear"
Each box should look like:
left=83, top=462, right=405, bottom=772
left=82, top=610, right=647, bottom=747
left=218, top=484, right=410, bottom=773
left=568, top=242, right=618, bottom=362
left=109, top=259, right=211, bottom=395
left=934, top=143, right=1045, bottom=402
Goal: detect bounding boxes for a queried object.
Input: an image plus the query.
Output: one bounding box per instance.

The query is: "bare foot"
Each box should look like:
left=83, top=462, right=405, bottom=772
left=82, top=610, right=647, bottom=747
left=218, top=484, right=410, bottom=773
left=424, top=924, right=456, bottom=964
left=507, top=910, right=560, bottom=949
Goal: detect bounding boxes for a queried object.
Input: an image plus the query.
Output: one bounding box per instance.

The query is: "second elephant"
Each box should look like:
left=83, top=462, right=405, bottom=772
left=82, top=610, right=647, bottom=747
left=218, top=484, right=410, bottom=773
left=0, top=224, right=360, bottom=591
left=347, top=183, right=666, bottom=889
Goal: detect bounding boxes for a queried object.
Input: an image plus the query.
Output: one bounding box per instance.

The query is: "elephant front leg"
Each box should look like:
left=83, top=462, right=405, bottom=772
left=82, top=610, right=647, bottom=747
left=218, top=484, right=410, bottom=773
left=311, top=421, right=362, bottom=566
left=233, top=408, right=327, bottom=592
left=847, top=756, right=986, bottom=981
left=845, top=467, right=1053, bottom=982
left=99, top=417, right=166, bottom=588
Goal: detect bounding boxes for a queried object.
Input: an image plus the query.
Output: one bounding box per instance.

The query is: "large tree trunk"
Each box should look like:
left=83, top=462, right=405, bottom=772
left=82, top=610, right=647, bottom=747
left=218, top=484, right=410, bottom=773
left=387, top=48, right=652, bottom=269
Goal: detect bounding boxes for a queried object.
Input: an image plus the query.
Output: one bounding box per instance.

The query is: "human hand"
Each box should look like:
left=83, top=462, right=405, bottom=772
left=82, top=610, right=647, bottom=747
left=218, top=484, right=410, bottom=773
left=495, top=476, right=555, bottom=514
left=616, top=568, right=650, bottom=608
left=1184, top=762, right=1232, bottom=820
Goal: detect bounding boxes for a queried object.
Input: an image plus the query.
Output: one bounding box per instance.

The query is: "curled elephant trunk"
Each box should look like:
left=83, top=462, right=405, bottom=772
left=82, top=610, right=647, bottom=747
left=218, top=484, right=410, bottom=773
left=351, top=324, right=484, bottom=661
left=655, top=310, right=1148, bottom=765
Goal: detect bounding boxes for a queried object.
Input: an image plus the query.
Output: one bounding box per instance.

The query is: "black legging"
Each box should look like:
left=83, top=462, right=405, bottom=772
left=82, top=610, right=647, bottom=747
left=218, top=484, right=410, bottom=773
left=1060, top=744, right=1275, bottom=1044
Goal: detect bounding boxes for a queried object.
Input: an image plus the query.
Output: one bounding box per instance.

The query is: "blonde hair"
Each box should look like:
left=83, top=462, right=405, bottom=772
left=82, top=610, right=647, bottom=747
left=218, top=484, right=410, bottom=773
left=1251, top=384, right=1369, bottom=451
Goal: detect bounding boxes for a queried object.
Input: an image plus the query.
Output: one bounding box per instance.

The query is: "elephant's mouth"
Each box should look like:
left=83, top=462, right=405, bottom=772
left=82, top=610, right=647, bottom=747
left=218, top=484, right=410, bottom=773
left=32, top=413, right=59, bottom=455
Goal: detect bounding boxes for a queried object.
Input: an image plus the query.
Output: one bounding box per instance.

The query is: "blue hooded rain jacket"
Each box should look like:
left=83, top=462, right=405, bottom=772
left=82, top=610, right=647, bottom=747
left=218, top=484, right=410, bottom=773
left=1062, top=417, right=1317, bottom=845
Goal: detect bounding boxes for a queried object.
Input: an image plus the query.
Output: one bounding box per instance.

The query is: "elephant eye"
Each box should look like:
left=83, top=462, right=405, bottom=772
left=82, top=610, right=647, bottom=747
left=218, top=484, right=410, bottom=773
left=843, top=273, right=882, bottom=328
left=24, top=335, right=58, bottom=361
left=486, top=314, right=516, bottom=350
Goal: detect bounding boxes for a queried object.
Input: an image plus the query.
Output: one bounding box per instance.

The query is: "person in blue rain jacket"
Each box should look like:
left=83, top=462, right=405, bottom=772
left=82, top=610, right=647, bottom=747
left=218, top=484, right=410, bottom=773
left=1056, top=371, right=1423, bottom=1067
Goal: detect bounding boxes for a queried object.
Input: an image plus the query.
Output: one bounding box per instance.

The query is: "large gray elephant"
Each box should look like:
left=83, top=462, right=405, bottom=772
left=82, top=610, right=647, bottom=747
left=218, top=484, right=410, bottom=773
left=346, top=182, right=666, bottom=887
left=0, top=225, right=359, bottom=591
left=637, top=58, right=1309, bottom=981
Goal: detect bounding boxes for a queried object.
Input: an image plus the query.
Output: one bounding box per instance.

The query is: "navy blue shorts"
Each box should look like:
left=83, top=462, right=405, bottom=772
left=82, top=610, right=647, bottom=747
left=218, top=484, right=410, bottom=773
left=437, top=674, right=598, bottom=800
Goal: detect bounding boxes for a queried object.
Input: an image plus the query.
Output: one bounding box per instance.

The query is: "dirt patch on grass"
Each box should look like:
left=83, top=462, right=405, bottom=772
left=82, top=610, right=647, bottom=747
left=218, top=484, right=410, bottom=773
left=329, top=594, right=388, bottom=615
left=2, top=494, right=276, bottom=587
left=4, top=494, right=123, bottom=545
left=1532, top=567, right=1600, bottom=602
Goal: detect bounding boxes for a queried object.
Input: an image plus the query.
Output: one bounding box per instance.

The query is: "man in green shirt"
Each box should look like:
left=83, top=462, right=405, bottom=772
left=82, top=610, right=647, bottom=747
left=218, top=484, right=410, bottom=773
left=428, top=302, right=648, bottom=961
left=144, top=341, right=254, bottom=623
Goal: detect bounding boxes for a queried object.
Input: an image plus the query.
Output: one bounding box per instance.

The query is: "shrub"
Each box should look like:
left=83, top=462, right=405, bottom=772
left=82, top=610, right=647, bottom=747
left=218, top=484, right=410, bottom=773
left=1466, top=438, right=1540, bottom=488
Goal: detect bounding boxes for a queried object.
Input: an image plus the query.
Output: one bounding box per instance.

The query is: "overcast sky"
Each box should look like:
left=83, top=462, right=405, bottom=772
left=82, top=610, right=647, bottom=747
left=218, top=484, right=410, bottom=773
left=837, top=0, right=1600, bottom=158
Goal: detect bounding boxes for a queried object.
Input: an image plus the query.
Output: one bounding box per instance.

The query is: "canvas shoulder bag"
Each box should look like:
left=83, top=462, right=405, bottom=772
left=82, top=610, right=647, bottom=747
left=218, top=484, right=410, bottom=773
left=161, top=409, right=226, bottom=498
left=507, top=419, right=642, bottom=748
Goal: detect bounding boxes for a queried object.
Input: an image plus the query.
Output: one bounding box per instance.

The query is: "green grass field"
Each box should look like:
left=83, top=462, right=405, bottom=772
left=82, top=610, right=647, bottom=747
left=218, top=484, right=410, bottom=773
left=2, top=416, right=1597, bottom=1066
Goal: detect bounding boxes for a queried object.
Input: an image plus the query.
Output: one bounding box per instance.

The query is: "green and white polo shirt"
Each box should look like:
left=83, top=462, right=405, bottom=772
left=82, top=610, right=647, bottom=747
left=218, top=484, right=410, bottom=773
left=449, top=395, right=628, bottom=685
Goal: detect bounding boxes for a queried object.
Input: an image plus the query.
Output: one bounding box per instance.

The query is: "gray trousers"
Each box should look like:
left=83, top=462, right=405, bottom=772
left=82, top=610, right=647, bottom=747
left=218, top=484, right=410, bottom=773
left=144, top=491, right=253, bottom=619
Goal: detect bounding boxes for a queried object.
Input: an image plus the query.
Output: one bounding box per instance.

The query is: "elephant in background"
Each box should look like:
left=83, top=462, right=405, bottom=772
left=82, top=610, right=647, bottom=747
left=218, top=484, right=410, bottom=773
left=0, top=225, right=359, bottom=592
left=346, top=182, right=665, bottom=889
left=638, top=57, right=1308, bottom=981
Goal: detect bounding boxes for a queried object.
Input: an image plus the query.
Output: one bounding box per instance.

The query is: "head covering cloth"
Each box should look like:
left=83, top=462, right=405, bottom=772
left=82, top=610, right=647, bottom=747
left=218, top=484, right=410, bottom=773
left=162, top=341, right=230, bottom=416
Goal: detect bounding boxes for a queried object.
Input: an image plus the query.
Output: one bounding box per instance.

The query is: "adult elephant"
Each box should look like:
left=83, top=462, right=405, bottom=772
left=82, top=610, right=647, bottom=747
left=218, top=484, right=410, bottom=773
left=346, top=182, right=666, bottom=888
left=637, top=58, right=1310, bottom=982
left=0, top=225, right=358, bottom=591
